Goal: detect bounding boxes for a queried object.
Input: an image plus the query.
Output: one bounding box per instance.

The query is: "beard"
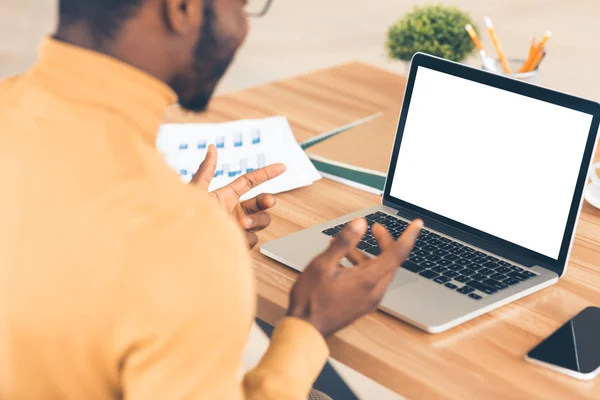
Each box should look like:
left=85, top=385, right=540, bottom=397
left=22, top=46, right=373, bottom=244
left=170, top=1, right=238, bottom=112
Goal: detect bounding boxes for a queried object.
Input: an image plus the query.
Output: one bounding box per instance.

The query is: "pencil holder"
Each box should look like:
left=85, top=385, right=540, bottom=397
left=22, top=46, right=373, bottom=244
left=484, top=58, right=540, bottom=84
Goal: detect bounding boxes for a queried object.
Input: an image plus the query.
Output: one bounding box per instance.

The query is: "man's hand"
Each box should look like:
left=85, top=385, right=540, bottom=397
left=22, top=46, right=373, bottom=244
left=191, top=144, right=286, bottom=248
left=288, top=218, right=423, bottom=338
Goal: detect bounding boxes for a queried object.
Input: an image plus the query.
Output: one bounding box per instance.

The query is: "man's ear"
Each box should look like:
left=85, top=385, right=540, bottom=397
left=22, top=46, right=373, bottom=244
left=164, top=0, right=203, bottom=35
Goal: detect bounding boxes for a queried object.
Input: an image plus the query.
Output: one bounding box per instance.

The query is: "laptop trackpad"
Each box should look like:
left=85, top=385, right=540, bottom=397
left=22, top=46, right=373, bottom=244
left=389, top=270, right=418, bottom=289
left=340, top=260, right=417, bottom=288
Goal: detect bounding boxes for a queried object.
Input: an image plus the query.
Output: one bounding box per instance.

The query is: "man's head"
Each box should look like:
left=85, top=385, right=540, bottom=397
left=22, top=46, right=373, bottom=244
left=57, top=0, right=249, bottom=111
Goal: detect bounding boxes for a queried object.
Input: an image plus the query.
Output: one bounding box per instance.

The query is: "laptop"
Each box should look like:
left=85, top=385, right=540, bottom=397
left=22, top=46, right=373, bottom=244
left=261, top=53, right=600, bottom=333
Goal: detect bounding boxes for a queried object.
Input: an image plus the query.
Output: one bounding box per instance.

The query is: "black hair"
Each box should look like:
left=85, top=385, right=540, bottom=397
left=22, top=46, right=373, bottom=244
left=58, top=0, right=145, bottom=41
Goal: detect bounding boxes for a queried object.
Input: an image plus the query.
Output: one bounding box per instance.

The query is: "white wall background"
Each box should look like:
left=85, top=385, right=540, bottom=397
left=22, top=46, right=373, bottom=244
left=1, top=0, right=599, bottom=100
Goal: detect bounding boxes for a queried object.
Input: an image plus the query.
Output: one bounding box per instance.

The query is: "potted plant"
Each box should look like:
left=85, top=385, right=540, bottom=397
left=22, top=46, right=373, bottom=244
left=386, top=4, right=478, bottom=71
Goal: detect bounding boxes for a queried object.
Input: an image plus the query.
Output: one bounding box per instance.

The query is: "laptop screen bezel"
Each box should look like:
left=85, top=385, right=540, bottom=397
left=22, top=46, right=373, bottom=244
left=382, top=53, right=600, bottom=276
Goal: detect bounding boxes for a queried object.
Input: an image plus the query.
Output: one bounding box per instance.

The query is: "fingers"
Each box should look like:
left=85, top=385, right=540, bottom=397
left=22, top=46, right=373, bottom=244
left=309, top=219, right=367, bottom=273
left=241, top=193, right=276, bottom=215
left=224, top=163, right=286, bottom=198
left=386, top=219, right=424, bottom=261
left=240, top=211, right=271, bottom=232
left=245, top=231, right=259, bottom=249
left=346, top=247, right=369, bottom=265
left=191, top=144, right=217, bottom=190
left=359, top=219, right=424, bottom=282
left=371, top=223, right=394, bottom=251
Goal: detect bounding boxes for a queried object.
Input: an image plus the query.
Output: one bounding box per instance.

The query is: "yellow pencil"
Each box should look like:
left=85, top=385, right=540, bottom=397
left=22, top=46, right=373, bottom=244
left=484, top=16, right=512, bottom=74
left=465, top=24, right=484, bottom=51
left=466, top=24, right=498, bottom=72
left=519, top=37, right=537, bottom=73
left=535, top=31, right=553, bottom=52
left=520, top=31, right=552, bottom=73
left=528, top=37, right=537, bottom=60
left=529, top=50, right=546, bottom=72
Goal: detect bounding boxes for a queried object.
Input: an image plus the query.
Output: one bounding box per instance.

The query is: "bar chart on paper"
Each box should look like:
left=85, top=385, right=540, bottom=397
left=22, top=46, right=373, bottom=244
left=164, top=128, right=267, bottom=181
left=215, top=153, right=267, bottom=179
left=157, top=117, right=321, bottom=200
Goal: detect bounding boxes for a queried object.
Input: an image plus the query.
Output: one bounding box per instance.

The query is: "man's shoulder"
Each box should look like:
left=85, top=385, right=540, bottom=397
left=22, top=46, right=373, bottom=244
left=0, top=74, right=21, bottom=91
left=0, top=71, right=84, bottom=131
left=0, top=72, right=49, bottom=102
left=0, top=74, right=28, bottom=109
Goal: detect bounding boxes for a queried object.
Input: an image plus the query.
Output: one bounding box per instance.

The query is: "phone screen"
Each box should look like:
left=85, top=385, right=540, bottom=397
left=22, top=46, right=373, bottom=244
left=527, top=307, right=600, bottom=375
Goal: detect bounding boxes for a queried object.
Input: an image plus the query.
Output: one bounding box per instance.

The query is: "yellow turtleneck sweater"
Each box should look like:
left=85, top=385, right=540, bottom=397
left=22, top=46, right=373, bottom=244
left=0, top=38, right=328, bottom=400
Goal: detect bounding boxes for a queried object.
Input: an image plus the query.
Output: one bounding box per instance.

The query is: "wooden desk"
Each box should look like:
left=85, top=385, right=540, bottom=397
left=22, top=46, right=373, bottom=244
left=167, top=62, right=600, bottom=399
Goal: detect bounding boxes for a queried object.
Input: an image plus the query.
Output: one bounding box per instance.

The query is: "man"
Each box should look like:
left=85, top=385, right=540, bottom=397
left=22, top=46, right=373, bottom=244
left=0, top=0, right=422, bottom=399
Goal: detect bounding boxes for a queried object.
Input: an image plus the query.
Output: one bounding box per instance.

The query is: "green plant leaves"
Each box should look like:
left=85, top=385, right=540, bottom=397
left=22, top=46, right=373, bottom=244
left=386, top=4, right=478, bottom=62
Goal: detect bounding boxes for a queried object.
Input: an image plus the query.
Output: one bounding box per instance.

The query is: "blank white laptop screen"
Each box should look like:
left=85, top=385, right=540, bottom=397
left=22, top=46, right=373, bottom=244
left=390, top=67, right=593, bottom=260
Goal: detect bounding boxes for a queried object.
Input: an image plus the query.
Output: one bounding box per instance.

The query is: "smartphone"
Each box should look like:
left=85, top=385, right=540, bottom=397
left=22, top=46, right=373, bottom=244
left=525, top=307, right=600, bottom=380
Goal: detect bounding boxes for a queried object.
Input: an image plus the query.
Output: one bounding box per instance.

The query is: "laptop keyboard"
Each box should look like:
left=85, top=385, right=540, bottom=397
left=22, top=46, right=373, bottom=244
left=322, top=211, right=539, bottom=300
